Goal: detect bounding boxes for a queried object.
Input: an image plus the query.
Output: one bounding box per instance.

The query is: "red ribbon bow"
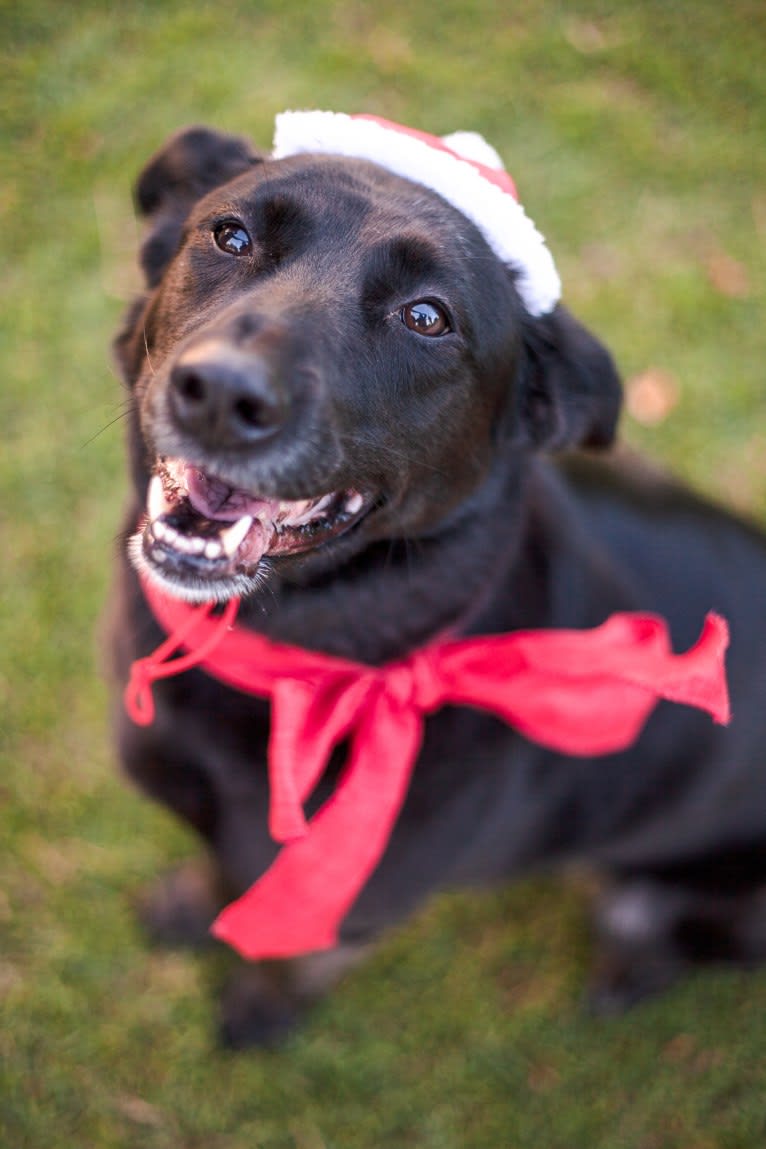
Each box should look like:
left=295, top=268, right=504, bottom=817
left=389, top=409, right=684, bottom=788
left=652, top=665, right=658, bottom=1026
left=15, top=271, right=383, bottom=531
left=126, top=578, right=730, bottom=960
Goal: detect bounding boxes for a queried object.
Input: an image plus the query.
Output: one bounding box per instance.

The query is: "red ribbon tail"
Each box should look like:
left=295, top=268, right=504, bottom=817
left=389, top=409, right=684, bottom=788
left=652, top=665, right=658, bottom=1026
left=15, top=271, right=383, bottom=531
left=442, top=611, right=731, bottom=758
left=651, top=611, right=731, bottom=725
left=212, top=688, right=423, bottom=960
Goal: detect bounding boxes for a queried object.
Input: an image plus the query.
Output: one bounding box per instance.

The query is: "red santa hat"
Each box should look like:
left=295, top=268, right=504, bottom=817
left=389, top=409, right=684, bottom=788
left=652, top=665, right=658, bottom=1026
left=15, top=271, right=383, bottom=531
left=272, top=110, right=561, bottom=317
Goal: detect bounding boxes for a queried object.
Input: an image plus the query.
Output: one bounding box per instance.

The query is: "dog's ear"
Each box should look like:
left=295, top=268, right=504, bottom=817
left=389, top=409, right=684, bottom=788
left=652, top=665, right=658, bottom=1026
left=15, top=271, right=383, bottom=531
left=518, top=305, right=622, bottom=450
left=134, top=125, right=264, bottom=286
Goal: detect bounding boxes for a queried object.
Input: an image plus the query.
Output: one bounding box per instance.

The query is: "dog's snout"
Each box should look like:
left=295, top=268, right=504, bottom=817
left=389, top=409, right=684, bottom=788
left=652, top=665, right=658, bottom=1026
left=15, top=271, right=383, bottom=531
left=169, top=342, right=287, bottom=449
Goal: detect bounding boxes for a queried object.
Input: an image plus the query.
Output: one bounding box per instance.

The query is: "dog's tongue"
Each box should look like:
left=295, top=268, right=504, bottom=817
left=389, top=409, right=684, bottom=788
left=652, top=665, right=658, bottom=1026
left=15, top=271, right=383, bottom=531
left=178, top=466, right=274, bottom=564
left=186, top=466, right=278, bottom=524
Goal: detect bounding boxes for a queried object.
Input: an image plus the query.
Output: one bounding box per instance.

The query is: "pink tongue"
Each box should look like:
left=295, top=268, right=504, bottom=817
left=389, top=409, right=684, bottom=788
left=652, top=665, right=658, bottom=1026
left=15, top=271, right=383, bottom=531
left=185, top=466, right=276, bottom=523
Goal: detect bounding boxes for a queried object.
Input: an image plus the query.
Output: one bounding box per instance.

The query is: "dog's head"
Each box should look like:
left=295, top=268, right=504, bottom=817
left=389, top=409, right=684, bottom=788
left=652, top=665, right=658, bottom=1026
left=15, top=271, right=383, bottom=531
left=116, top=122, right=621, bottom=603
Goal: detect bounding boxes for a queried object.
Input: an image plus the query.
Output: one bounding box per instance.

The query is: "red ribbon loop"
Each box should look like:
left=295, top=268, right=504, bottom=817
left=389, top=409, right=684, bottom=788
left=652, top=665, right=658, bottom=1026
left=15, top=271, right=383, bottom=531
left=123, top=594, right=239, bottom=727
left=124, top=661, right=157, bottom=726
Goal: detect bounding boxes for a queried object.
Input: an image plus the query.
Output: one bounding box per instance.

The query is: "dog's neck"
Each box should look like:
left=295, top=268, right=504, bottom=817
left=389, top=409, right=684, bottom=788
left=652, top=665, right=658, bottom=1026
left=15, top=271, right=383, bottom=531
left=231, top=456, right=540, bottom=663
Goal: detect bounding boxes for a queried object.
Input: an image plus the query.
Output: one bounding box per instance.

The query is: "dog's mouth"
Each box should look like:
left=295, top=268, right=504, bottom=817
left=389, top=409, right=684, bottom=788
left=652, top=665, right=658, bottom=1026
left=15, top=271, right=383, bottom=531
left=131, top=457, right=371, bottom=601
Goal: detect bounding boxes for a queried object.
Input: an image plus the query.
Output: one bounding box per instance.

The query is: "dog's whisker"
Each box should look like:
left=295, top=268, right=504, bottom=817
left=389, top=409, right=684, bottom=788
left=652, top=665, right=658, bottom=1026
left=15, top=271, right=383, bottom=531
left=80, top=402, right=135, bottom=449
left=143, top=326, right=156, bottom=376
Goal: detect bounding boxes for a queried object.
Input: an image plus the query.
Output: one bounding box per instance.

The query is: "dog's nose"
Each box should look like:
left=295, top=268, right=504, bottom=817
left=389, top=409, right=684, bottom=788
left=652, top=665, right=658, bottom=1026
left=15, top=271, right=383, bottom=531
left=168, top=342, right=287, bottom=449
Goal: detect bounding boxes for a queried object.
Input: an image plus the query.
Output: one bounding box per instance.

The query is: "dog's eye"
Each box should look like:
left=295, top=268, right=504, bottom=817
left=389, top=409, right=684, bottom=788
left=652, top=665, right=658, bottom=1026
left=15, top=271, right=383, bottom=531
left=213, top=220, right=253, bottom=257
left=400, top=300, right=451, bottom=337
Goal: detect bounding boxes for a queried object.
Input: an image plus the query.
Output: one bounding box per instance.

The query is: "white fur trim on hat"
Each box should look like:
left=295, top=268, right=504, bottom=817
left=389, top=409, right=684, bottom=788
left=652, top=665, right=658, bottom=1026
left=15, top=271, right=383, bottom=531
left=272, top=110, right=561, bottom=316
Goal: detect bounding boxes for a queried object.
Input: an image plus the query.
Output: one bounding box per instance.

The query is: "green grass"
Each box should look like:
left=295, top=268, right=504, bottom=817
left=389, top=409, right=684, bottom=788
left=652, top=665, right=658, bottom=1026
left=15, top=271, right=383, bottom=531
left=2, top=1, right=766, bottom=1145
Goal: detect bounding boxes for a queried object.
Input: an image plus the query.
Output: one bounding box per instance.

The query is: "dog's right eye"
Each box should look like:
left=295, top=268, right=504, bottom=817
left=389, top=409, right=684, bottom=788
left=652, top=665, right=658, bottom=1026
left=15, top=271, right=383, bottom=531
left=213, top=220, right=253, bottom=256
left=400, top=300, right=451, bottom=337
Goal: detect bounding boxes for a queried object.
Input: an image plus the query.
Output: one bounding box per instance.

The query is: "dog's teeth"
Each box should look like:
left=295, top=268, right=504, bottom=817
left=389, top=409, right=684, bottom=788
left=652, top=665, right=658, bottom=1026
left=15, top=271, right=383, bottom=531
left=153, top=519, right=168, bottom=540
left=284, top=497, right=329, bottom=527
left=148, top=474, right=170, bottom=521
left=346, top=492, right=364, bottom=515
left=164, top=525, right=179, bottom=543
left=204, top=540, right=223, bottom=560
left=189, top=537, right=206, bottom=554
left=220, top=515, right=253, bottom=558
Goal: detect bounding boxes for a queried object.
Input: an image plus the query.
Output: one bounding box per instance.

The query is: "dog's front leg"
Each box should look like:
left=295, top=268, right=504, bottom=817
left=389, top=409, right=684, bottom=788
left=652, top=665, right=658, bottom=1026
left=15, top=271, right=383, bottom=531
left=138, top=856, right=371, bottom=1048
left=137, top=855, right=230, bottom=949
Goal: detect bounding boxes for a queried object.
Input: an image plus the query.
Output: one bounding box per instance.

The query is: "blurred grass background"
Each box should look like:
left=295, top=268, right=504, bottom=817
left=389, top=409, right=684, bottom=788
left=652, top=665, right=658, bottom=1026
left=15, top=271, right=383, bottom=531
left=2, top=1, right=766, bottom=1146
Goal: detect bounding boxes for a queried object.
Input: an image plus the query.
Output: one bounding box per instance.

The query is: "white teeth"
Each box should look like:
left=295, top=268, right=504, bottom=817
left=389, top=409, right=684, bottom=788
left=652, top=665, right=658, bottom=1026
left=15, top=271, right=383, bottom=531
left=151, top=518, right=217, bottom=558
left=311, top=493, right=335, bottom=515
left=285, top=503, right=316, bottom=527
left=281, top=495, right=332, bottom=528
left=220, top=515, right=253, bottom=557
left=345, top=492, right=364, bottom=515
left=148, top=474, right=170, bottom=521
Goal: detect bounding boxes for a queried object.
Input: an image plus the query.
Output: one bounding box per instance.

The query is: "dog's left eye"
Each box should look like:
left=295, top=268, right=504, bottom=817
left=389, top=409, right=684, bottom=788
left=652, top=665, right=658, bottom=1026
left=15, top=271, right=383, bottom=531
left=213, top=220, right=253, bottom=256
left=400, top=300, right=451, bottom=337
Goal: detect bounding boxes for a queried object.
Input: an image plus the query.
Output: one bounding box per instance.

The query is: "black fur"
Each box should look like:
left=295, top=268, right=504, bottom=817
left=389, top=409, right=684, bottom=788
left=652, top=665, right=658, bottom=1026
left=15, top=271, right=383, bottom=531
left=108, top=126, right=766, bottom=1046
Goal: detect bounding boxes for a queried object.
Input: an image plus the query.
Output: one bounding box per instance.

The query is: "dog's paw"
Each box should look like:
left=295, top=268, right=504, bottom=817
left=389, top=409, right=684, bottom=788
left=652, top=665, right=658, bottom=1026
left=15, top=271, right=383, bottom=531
left=136, top=859, right=226, bottom=949
left=585, top=948, right=684, bottom=1016
left=214, top=944, right=371, bottom=1049
left=586, top=880, right=688, bottom=1015
left=218, top=968, right=304, bottom=1050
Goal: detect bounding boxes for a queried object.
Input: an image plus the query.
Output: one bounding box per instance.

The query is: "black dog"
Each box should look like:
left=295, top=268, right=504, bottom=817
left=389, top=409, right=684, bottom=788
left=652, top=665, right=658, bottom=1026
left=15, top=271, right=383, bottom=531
left=109, top=120, right=766, bottom=1048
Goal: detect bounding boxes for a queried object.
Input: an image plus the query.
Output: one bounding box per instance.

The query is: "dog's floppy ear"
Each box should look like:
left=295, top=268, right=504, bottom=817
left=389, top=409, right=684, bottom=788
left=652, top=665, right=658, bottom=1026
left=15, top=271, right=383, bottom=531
left=135, top=125, right=264, bottom=286
left=518, top=305, right=622, bottom=450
